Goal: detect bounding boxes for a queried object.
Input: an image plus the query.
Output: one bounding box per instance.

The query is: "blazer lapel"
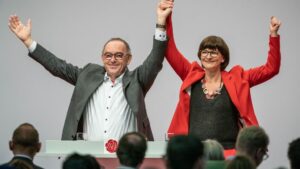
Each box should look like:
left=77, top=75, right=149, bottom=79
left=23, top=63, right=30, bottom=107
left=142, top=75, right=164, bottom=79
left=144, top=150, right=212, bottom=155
left=122, top=69, right=131, bottom=93
left=222, top=72, right=240, bottom=110
left=84, top=68, right=105, bottom=99
left=181, top=63, right=205, bottom=92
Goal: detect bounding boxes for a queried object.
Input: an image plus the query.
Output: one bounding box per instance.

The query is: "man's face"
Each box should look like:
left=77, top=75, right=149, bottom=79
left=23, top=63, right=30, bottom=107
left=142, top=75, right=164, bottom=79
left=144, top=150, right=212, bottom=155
left=102, top=40, right=132, bottom=80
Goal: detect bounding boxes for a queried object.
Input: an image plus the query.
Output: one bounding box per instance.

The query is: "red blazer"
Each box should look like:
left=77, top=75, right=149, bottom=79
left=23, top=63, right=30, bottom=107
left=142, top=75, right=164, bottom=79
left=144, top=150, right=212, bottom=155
left=165, top=16, right=281, bottom=136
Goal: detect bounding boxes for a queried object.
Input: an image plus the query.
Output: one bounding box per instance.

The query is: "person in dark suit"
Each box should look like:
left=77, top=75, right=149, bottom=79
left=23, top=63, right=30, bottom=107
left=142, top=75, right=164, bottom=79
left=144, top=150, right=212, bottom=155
left=235, top=126, right=269, bottom=167
left=116, top=132, right=147, bottom=169
left=288, top=137, right=300, bottom=169
left=166, top=135, right=205, bottom=169
left=0, top=123, right=43, bottom=169
left=8, top=0, right=172, bottom=141
left=63, top=153, right=101, bottom=169
left=225, top=155, right=255, bottom=169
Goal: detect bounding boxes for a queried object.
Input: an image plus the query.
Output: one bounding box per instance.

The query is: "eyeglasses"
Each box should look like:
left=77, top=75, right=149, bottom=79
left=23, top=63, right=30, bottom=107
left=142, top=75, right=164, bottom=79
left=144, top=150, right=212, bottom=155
left=102, top=52, right=128, bottom=60
left=200, top=50, right=219, bottom=58
left=263, top=150, right=269, bottom=160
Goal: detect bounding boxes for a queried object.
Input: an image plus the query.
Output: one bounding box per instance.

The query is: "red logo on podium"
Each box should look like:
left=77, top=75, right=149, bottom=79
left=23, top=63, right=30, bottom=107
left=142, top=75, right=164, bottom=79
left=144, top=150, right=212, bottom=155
left=105, top=139, right=118, bottom=153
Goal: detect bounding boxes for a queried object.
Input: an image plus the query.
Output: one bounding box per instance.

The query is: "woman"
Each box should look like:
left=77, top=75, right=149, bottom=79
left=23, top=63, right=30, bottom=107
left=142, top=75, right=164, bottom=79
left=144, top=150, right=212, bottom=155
left=203, top=139, right=225, bottom=160
left=163, top=1, right=281, bottom=156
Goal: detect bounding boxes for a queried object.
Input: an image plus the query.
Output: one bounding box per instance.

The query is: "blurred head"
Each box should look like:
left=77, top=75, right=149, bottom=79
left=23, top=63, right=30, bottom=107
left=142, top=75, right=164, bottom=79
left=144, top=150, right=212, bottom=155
left=9, top=123, right=41, bottom=158
left=236, top=126, right=269, bottom=167
left=63, top=153, right=101, bottom=169
left=166, top=135, right=204, bottom=169
left=288, top=137, right=300, bottom=169
left=117, top=132, right=147, bottom=168
left=226, top=155, right=256, bottom=169
left=198, top=36, right=229, bottom=71
left=101, top=37, right=132, bottom=80
left=203, top=139, right=225, bottom=160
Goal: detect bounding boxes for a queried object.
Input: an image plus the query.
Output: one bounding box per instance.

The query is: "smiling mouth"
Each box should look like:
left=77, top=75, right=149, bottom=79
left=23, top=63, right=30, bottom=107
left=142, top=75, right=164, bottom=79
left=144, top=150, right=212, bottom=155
left=108, top=65, right=120, bottom=69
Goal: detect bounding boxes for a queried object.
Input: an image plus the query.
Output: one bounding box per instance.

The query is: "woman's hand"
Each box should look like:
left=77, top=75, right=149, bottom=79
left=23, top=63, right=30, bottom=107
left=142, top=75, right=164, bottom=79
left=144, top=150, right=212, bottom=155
left=270, top=16, right=281, bottom=37
left=157, top=0, right=174, bottom=27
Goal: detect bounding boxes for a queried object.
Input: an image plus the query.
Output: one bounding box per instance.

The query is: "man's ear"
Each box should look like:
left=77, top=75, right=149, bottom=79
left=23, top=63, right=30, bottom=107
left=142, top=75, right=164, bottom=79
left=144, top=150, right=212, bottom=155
left=127, top=54, right=132, bottom=65
left=9, top=141, right=14, bottom=151
left=36, top=142, right=41, bottom=153
left=253, top=148, right=264, bottom=165
left=256, top=148, right=264, bottom=157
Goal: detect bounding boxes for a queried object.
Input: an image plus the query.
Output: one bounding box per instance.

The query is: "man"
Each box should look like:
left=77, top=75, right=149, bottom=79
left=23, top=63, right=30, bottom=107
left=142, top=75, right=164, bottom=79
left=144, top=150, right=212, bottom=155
left=116, top=132, right=147, bottom=169
left=8, top=1, right=173, bottom=141
left=63, top=153, right=101, bottom=169
left=166, top=135, right=205, bottom=169
left=0, top=123, right=43, bottom=169
left=287, top=137, right=300, bottom=169
left=235, top=126, right=269, bottom=167
left=226, top=155, right=255, bottom=169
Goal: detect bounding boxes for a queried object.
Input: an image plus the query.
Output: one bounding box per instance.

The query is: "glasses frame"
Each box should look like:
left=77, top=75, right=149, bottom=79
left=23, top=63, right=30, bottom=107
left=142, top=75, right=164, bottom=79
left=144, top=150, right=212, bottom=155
left=263, top=152, right=269, bottom=160
left=102, top=52, right=129, bottom=61
left=199, top=49, right=220, bottom=58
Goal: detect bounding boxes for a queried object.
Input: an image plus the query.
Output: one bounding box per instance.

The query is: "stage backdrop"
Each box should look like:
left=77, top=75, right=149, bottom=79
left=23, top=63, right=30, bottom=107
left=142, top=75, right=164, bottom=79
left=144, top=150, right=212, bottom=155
left=1, top=0, right=299, bottom=168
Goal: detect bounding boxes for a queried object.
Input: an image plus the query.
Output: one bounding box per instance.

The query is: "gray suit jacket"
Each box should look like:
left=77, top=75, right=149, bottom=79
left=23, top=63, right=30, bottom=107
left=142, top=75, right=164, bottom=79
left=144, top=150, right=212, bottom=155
left=29, top=38, right=167, bottom=140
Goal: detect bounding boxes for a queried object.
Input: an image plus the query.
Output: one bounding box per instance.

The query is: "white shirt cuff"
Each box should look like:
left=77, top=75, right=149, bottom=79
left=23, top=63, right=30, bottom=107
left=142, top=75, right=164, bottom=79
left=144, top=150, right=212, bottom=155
left=28, top=41, right=37, bottom=53
left=155, top=28, right=167, bottom=41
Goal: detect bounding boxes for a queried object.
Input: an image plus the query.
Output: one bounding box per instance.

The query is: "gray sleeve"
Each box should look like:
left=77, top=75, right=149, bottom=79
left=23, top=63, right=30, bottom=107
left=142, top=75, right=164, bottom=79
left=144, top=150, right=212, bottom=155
left=28, top=43, right=81, bottom=85
left=137, top=37, right=167, bottom=94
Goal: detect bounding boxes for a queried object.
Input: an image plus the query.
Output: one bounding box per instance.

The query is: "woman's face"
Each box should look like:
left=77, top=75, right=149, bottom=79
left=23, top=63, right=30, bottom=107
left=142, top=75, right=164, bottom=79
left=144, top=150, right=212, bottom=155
left=199, top=48, right=224, bottom=72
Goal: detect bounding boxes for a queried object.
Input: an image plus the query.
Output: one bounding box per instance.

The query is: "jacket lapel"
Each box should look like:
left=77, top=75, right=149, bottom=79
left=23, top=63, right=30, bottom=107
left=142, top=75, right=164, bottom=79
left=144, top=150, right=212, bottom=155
left=222, top=72, right=240, bottom=111
left=84, top=68, right=105, bottom=99
left=122, top=69, right=131, bottom=93
left=181, top=62, right=205, bottom=92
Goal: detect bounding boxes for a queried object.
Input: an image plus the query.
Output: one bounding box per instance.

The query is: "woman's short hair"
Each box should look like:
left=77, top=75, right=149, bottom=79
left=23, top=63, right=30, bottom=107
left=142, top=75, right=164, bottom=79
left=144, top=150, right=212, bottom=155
left=198, top=35, right=230, bottom=70
left=203, top=139, right=225, bottom=160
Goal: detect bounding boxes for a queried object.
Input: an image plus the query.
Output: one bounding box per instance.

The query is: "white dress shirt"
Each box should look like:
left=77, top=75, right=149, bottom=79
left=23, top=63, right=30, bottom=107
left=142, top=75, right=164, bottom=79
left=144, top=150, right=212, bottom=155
left=83, top=73, right=136, bottom=141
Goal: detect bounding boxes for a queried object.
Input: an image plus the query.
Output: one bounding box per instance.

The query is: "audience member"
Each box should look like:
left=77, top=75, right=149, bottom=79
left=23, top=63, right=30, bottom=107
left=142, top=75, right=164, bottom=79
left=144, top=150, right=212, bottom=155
left=235, top=126, right=269, bottom=167
left=203, top=139, right=225, bottom=160
left=166, top=135, right=204, bottom=169
left=225, top=155, right=255, bottom=169
left=0, top=123, right=43, bottom=169
left=62, top=153, right=101, bottom=169
left=288, top=137, right=300, bottom=169
left=116, top=132, right=147, bottom=169
left=203, top=139, right=226, bottom=169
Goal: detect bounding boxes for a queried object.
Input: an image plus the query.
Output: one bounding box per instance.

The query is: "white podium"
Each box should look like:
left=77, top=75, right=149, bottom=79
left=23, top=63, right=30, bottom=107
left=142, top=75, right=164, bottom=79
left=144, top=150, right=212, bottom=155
left=39, top=140, right=167, bottom=169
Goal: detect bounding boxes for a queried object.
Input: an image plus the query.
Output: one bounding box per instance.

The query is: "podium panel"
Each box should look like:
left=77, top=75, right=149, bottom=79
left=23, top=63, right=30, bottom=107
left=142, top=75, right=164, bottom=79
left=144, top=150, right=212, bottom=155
left=39, top=140, right=167, bottom=169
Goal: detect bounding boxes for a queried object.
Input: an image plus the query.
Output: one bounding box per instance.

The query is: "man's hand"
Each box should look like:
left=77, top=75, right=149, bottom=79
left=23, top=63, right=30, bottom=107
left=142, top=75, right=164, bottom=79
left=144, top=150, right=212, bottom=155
left=157, top=0, right=174, bottom=26
left=8, top=15, right=33, bottom=48
left=270, top=16, right=281, bottom=37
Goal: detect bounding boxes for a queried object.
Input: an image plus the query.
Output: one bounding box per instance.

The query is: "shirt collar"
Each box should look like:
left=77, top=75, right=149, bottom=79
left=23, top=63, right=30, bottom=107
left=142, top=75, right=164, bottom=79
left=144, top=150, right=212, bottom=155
left=14, top=154, right=33, bottom=160
left=104, top=72, right=125, bottom=84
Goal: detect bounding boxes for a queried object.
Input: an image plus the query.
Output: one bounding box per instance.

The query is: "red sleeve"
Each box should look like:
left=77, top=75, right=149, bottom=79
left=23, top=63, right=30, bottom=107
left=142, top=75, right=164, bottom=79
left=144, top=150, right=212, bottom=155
left=166, top=14, right=191, bottom=81
left=245, top=36, right=281, bottom=87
